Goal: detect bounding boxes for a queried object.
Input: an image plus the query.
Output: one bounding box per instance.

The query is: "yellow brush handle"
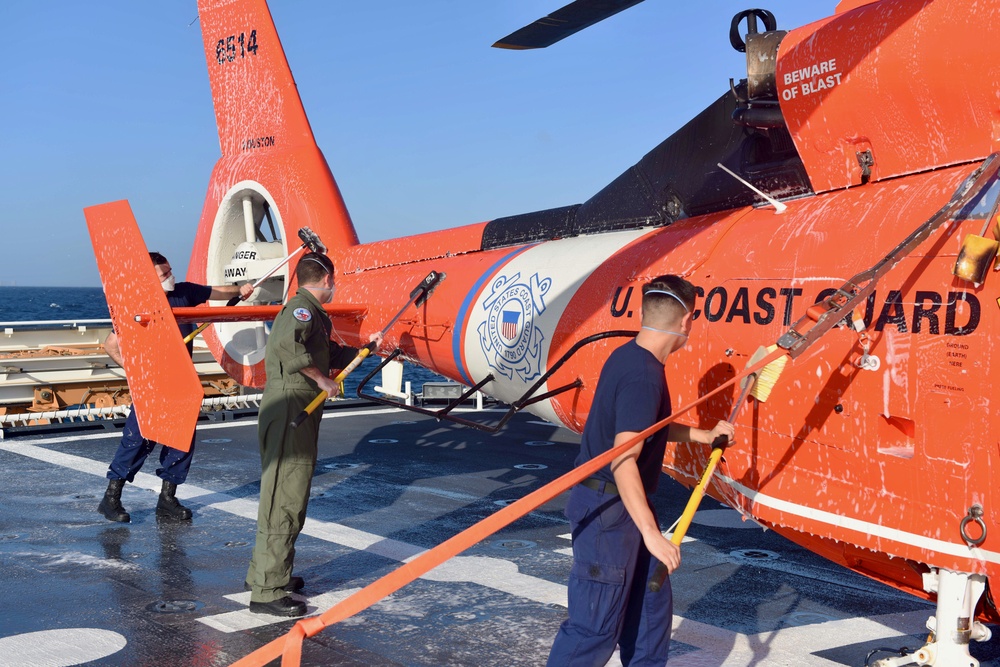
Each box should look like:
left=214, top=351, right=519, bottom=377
left=291, top=390, right=329, bottom=428
left=292, top=342, right=376, bottom=428
left=332, top=345, right=372, bottom=383
left=669, top=447, right=723, bottom=545
left=649, top=357, right=777, bottom=592
left=649, top=444, right=725, bottom=592
left=183, top=322, right=210, bottom=345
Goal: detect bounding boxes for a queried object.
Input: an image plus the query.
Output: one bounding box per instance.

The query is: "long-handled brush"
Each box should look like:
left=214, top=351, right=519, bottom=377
left=182, top=227, right=326, bottom=344
left=648, top=345, right=787, bottom=592
left=290, top=271, right=443, bottom=428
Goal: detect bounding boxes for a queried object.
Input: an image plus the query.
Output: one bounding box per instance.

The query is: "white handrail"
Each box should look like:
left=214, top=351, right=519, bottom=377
left=0, top=318, right=112, bottom=328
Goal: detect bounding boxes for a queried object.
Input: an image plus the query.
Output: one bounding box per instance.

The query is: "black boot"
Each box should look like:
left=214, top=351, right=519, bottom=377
left=97, top=478, right=130, bottom=523
left=249, top=596, right=307, bottom=617
left=156, top=480, right=192, bottom=521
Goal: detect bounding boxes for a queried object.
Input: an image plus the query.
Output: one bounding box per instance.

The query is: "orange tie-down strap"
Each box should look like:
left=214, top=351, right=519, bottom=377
left=231, top=347, right=788, bottom=667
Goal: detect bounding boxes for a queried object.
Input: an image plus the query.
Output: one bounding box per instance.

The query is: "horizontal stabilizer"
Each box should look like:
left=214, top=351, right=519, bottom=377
left=170, top=303, right=367, bottom=324
left=83, top=200, right=202, bottom=452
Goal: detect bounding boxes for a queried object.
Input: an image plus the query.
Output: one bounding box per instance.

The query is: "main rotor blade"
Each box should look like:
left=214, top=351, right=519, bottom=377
left=493, top=0, right=645, bottom=50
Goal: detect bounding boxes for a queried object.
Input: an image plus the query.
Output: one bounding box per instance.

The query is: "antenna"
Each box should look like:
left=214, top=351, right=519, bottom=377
left=717, top=163, right=787, bottom=213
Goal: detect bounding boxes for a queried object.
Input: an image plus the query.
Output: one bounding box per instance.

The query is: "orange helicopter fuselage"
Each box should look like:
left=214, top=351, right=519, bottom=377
left=168, top=0, right=1000, bottom=621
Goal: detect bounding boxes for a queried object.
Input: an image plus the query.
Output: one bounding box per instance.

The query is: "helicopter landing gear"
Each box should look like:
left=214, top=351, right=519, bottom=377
left=873, top=569, right=991, bottom=667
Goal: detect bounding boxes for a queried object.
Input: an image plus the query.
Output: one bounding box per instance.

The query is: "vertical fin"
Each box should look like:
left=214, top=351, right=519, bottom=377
left=197, top=0, right=316, bottom=158
left=190, top=0, right=360, bottom=386
left=190, top=0, right=358, bottom=276
left=84, top=201, right=202, bottom=452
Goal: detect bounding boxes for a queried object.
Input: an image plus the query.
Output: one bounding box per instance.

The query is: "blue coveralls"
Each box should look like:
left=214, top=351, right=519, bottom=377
left=105, top=282, right=212, bottom=485
left=548, top=340, right=674, bottom=667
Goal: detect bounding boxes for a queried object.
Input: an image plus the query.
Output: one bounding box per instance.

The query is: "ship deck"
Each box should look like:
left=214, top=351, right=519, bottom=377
left=0, top=401, right=998, bottom=666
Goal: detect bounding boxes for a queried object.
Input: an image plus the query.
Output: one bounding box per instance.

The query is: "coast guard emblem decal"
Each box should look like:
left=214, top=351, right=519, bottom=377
left=478, top=272, right=552, bottom=381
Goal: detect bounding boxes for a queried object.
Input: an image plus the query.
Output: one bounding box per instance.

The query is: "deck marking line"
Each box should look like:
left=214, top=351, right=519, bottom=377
left=0, top=628, right=127, bottom=667
left=0, top=441, right=564, bottom=604
left=1, top=436, right=942, bottom=663
left=670, top=609, right=930, bottom=666
left=418, top=555, right=567, bottom=606
left=201, top=588, right=363, bottom=632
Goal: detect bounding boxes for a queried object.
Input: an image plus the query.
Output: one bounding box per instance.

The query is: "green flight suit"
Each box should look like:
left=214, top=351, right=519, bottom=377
left=246, top=288, right=355, bottom=603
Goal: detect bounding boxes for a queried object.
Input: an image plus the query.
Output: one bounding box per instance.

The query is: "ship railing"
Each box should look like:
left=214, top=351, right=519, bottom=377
left=0, top=392, right=266, bottom=432
left=0, top=318, right=113, bottom=328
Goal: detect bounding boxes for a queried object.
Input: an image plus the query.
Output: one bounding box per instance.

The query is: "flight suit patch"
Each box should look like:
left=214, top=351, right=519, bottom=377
left=293, top=308, right=312, bottom=322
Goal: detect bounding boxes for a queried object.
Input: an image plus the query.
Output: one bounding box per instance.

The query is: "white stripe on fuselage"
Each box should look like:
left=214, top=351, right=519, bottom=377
left=717, top=472, right=996, bottom=565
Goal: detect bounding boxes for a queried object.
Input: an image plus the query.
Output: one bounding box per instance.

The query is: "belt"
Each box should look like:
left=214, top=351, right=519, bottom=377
left=580, top=477, right=619, bottom=495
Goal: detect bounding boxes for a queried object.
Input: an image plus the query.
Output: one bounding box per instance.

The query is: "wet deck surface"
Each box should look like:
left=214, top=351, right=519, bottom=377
left=1, top=401, right=998, bottom=666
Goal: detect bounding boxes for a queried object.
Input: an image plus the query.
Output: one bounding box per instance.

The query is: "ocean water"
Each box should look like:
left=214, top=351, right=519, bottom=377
left=0, top=286, right=109, bottom=322
left=0, top=286, right=446, bottom=392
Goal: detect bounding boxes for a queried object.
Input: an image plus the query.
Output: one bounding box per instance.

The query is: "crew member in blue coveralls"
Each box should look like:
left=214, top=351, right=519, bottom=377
left=98, top=252, right=253, bottom=523
left=547, top=274, right=735, bottom=666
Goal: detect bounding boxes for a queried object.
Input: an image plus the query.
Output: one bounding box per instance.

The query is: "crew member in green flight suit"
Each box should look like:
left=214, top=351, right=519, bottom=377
left=245, top=251, right=382, bottom=617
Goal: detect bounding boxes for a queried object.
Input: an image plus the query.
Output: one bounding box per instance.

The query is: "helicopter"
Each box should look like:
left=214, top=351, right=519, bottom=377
left=84, top=0, right=1000, bottom=665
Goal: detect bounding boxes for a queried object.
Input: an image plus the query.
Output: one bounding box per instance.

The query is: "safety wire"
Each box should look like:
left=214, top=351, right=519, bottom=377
left=229, top=346, right=788, bottom=667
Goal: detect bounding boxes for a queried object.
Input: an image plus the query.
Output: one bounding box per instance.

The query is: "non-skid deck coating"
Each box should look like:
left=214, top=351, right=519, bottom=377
left=0, top=401, right=998, bottom=667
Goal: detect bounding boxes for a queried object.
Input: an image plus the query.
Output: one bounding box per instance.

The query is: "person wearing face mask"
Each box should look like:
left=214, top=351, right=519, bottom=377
left=245, top=252, right=382, bottom=616
left=98, top=252, right=254, bottom=523
left=547, top=275, right=735, bottom=667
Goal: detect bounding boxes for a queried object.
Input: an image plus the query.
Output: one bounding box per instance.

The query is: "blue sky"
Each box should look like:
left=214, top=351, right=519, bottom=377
left=3, top=1, right=833, bottom=286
